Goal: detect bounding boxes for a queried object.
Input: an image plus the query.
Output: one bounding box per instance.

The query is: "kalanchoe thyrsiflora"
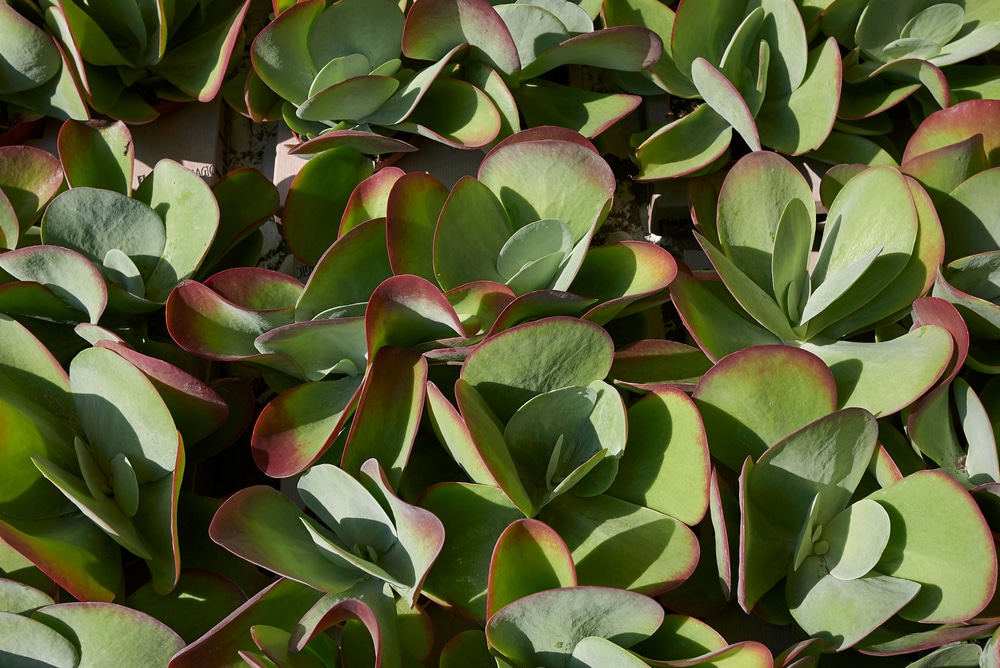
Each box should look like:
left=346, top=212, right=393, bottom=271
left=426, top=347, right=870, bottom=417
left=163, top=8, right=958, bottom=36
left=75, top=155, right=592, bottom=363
left=670, top=151, right=953, bottom=416
left=36, top=0, right=250, bottom=122
left=603, top=0, right=842, bottom=179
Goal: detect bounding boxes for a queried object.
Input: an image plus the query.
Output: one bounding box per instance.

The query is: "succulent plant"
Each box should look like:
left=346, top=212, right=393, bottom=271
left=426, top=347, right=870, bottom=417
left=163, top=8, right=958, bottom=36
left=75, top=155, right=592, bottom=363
left=604, top=0, right=842, bottom=179
left=35, top=0, right=251, bottom=121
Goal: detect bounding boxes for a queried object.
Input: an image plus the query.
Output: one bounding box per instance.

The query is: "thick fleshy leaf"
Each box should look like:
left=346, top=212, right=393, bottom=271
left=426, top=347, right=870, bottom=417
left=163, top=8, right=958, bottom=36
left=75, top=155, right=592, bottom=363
left=787, top=555, right=920, bottom=651
left=297, top=75, right=400, bottom=122
left=289, top=130, right=417, bottom=157
left=717, top=152, right=816, bottom=298
left=607, top=389, right=710, bottom=525
left=487, top=519, right=576, bottom=618
left=900, top=135, right=989, bottom=207
left=341, top=347, right=428, bottom=489
left=757, top=38, right=842, bottom=155
left=134, top=160, right=219, bottom=302
left=359, top=459, right=446, bottom=606
left=0, top=610, right=80, bottom=667
left=70, top=346, right=177, bottom=484
left=798, top=325, right=952, bottom=416
left=635, top=104, right=733, bottom=181
left=294, top=218, right=392, bottom=320
left=486, top=289, right=594, bottom=336
left=0, top=579, right=53, bottom=614
left=340, top=168, right=404, bottom=235
left=519, top=25, right=662, bottom=80
left=515, top=80, right=642, bottom=139
left=571, top=636, right=649, bottom=667
left=57, top=120, right=132, bottom=195
left=571, top=241, right=677, bottom=325
left=643, top=641, right=773, bottom=667
left=34, top=602, right=185, bottom=666
left=282, top=147, right=374, bottom=266
left=937, top=167, right=1000, bottom=263
left=479, top=132, right=613, bottom=241
left=461, top=316, right=613, bottom=423
left=0, top=245, right=108, bottom=324
left=902, top=99, right=1000, bottom=164
left=867, top=471, right=997, bottom=623
left=693, top=345, right=837, bottom=473
left=255, top=318, right=367, bottom=382
left=366, top=275, right=467, bottom=358
left=425, top=381, right=495, bottom=485
left=821, top=498, right=892, bottom=580
left=541, top=494, right=699, bottom=595
left=126, top=570, right=247, bottom=644
left=433, top=175, right=510, bottom=289
left=401, top=0, right=521, bottom=76
left=251, top=0, right=325, bottom=105
left=420, top=482, right=523, bottom=621
left=608, top=340, right=713, bottom=390
left=251, top=374, right=362, bottom=478
left=41, top=187, right=165, bottom=281
left=393, top=77, right=501, bottom=149
left=699, top=231, right=798, bottom=339
left=691, top=58, right=760, bottom=151
left=209, top=486, right=364, bottom=593
left=669, top=272, right=782, bottom=360
left=386, top=172, right=448, bottom=281
left=165, top=279, right=296, bottom=362
left=0, top=146, right=63, bottom=232
left=739, top=408, right=878, bottom=611
left=486, top=586, right=663, bottom=668
left=820, top=176, right=946, bottom=340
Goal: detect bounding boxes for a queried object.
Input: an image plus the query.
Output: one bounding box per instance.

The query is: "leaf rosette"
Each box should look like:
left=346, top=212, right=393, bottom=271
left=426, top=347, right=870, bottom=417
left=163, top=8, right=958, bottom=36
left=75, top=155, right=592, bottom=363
left=671, top=151, right=953, bottom=416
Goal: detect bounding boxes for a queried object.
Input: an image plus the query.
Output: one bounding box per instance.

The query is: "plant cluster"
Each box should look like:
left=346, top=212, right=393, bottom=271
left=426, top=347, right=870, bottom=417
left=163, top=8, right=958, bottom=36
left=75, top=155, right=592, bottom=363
left=2, top=1, right=1000, bottom=667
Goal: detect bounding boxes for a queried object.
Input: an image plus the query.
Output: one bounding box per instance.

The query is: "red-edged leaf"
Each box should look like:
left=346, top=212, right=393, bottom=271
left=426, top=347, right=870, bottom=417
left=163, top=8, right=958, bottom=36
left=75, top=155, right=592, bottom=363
left=487, top=519, right=576, bottom=618
left=340, top=167, right=406, bottom=236
left=341, top=347, right=428, bottom=489
left=289, top=131, right=418, bottom=156
left=572, top=241, right=678, bottom=324
left=445, top=281, right=515, bottom=335
left=402, top=0, right=520, bottom=76
left=366, top=275, right=467, bottom=358
left=57, top=120, right=133, bottom=195
left=386, top=171, right=449, bottom=281
left=251, top=374, right=363, bottom=478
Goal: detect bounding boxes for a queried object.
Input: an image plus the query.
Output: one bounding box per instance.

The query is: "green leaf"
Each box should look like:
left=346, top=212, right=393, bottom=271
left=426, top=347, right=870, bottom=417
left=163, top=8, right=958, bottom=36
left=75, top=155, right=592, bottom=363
left=393, top=76, right=502, bottom=149
left=56, top=120, right=133, bottom=195
left=251, top=0, right=324, bottom=105
left=41, top=188, right=166, bottom=279
left=461, top=317, right=614, bottom=423
left=294, top=218, right=391, bottom=321
left=541, top=495, right=699, bottom=596
left=70, top=347, right=178, bottom=484
left=386, top=172, right=448, bottom=281
left=635, top=104, right=733, bottom=181
left=109, top=453, right=139, bottom=518
left=514, top=78, right=642, bottom=140
left=487, top=519, right=576, bottom=618
left=786, top=555, right=920, bottom=651
left=496, top=218, right=573, bottom=281
left=255, top=318, right=367, bottom=382
left=693, top=345, right=837, bottom=473
left=209, top=486, right=364, bottom=594
left=487, top=586, right=663, bottom=668
left=799, top=325, right=952, bottom=416
left=282, top=147, right=374, bottom=267
left=867, top=471, right=997, bottom=623
left=756, top=37, right=842, bottom=155
left=670, top=0, right=746, bottom=79
left=0, top=3, right=61, bottom=95
left=297, top=75, right=400, bottom=123
left=821, top=498, right=892, bottom=580
left=401, top=0, right=520, bottom=76
left=771, top=199, right=813, bottom=323
left=0, top=610, right=79, bottom=667
left=717, top=151, right=816, bottom=298
left=420, top=483, right=523, bottom=622
left=433, top=176, right=511, bottom=289
left=518, top=25, right=661, bottom=80
left=125, top=570, right=247, bottom=645
left=0, top=246, right=108, bottom=324
left=0, top=146, right=64, bottom=232
left=341, top=347, right=428, bottom=489
left=251, top=373, right=362, bottom=478
left=740, top=408, right=878, bottom=610
left=956, top=378, right=1000, bottom=485
left=691, top=57, right=760, bottom=151
left=479, top=132, right=614, bottom=241
left=901, top=5, right=965, bottom=44
left=134, top=160, right=219, bottom=303
left=668, top=272, right=782, bottom=361
left=607, top=389, right=710, bottom=525
left=572, top=636, right=649, bottom=667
